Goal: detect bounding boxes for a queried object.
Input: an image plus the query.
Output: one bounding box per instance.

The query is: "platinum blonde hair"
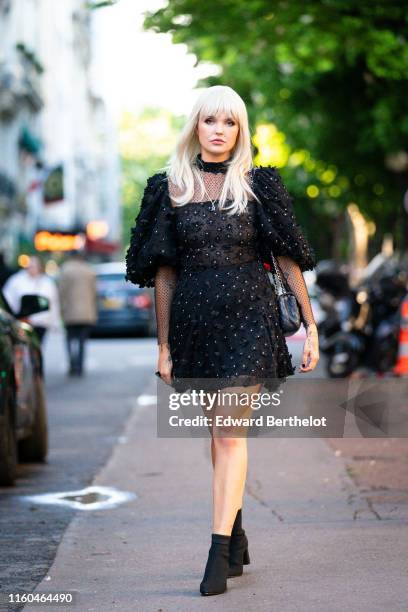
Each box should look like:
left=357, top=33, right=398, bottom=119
left=165, top=85, right=260, bottom=215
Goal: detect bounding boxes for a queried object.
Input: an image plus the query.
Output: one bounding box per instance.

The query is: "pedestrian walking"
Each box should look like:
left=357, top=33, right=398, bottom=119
left=2, top=254, right=61, bottom=345
left=125, top=85, right=320, bottom=596
left=58, top=250, right=97, bottom=377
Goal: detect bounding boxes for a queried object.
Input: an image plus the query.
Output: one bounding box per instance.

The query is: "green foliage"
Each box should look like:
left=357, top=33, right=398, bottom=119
left=120, top=109, right=184, bottom=256
left=144, top=0, right=408, bottom=255
left=86, top=0, right=118, bottom=10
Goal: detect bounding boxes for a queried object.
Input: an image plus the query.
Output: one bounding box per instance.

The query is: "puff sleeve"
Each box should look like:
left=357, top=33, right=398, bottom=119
left=252, top=166, right=316, bottom=272
left=252, top=166, right=317, bottom=328
left=124, top=172, right=179, bottom=288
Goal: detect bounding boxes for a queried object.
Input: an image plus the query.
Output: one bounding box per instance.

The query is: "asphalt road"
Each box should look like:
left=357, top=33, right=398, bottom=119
left=2, top=329, right=406, bottom=611
left=0, top=329, right=155, bottom=612
left=0, top=328, right=315, bottom=611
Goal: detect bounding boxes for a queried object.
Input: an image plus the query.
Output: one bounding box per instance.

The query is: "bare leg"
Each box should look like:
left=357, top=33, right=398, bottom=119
left=211, top=383, right=262, bottom=535
left=200, top=396, right=216, bottom=467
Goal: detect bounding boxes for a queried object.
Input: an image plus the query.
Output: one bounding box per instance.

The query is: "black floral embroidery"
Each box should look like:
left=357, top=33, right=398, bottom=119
left=251, top=165, right=317, bottom=272
left=124, top=172, right=178, bottom=288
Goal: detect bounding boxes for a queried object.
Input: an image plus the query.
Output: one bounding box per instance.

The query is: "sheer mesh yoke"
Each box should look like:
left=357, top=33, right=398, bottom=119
left=167, top=170, right=258, bottom=273
left=169, top=169, right=233, bottom=204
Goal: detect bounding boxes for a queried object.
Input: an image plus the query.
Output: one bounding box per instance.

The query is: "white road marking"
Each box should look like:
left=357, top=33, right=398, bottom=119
left=137, top=394, right=157, bottom=406
left=21, top=485, right=137, bottom=511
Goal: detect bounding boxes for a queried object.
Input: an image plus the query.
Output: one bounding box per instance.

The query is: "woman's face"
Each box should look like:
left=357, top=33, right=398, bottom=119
left=196, top=111, right=239, bottom=161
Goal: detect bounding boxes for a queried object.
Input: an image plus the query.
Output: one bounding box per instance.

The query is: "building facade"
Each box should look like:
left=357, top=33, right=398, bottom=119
left=0, top=0, right=120, bottom=263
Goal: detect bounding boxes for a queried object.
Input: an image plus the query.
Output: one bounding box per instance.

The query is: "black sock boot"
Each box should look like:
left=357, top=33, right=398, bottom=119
left=232, top=508, right=243, bottom=535
left=200, top=533, right=231, bottom=596
left=228, top=508, right=250, bottom=578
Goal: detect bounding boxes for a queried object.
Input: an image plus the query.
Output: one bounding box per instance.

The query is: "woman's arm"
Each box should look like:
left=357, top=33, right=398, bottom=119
left=276, top=255, right=319, bottom=372
left=276, top=255, right=316, bottom=329
left=155, top=265, right=178, bottom=347
left=155, top=265, right=178, bottom=383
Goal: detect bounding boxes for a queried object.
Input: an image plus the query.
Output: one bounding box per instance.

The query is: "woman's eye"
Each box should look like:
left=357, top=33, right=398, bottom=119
left=204, top=117, right=235, bottom=125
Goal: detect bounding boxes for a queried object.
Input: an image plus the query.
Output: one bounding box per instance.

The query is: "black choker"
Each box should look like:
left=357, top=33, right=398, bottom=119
left=195, top=153, right=229, bottom=174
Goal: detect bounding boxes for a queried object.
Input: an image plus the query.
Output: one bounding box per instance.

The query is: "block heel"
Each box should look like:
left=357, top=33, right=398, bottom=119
left=228, top=531, right=250, bottom=577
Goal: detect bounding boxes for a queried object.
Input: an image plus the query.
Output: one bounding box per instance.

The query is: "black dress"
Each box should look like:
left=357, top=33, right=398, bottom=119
left=125, top=153, right=317, bottom=393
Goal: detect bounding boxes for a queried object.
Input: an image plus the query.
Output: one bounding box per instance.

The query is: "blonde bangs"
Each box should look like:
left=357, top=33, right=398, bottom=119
left=165, top=85, right=260, bottom=215
left=198, top=90, right=241, bottom=125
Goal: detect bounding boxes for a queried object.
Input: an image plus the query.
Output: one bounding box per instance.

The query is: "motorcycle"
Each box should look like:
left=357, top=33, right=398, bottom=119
left=315, top=257, right=408, bottom=378
left=314, top=261, right=354, bottom=355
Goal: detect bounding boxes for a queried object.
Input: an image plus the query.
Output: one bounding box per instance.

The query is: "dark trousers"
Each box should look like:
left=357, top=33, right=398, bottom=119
left=32, top=326, right=47, bottom=345
left=65, top=324, right=91, bottom=374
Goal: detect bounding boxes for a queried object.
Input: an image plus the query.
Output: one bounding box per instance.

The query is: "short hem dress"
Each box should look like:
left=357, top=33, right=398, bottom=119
left=125, top=154, right=317, bottom=396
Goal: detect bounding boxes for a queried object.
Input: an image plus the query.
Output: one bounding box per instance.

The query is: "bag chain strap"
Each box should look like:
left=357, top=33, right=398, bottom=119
left=270, top=252, right=286, bottom=296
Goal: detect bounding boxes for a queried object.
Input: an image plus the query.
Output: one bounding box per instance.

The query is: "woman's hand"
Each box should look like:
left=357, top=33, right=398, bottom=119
left=299, top=324, right=319, bottom=373
left=157, top=343, right=173, bottom=385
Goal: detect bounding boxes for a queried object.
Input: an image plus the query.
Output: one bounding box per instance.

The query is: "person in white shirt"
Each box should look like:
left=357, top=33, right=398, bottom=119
left=2, top=255, right=61, bottom=344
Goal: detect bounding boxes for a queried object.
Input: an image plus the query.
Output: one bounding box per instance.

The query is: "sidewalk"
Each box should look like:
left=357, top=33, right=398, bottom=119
left=26, top=378, right=408, bottom=612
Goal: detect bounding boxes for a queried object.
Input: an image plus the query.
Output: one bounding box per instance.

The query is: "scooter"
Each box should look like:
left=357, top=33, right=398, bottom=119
left=316, top=258, right=408, bottom=378
left=314, top=262, right=354, bottom=355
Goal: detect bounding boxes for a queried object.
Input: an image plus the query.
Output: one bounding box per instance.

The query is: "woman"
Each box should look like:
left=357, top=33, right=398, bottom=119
left=125, top=85, right=319, bottom=596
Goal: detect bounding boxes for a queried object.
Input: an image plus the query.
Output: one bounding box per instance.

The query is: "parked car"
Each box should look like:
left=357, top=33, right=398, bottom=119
left=91, top=262, right=156, bottom=337
left=0, top=292, right=50, bottom=486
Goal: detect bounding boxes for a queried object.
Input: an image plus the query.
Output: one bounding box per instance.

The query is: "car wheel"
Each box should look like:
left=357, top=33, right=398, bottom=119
left=0, top=385, right=17, bottom=486
left=18, top=376, right=48, bottom=463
